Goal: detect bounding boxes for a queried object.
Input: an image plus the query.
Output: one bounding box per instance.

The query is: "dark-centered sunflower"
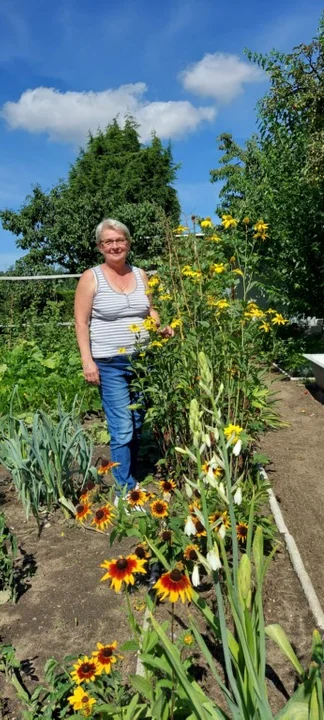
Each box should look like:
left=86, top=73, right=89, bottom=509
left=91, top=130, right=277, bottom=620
left=100, top=555, right=147, bottom=592
left=91, top=504, right=115, bottom=530
left=154, top=569, right=193, bottom=603
left=150, top=499, right=169, bottom=518
left=159, top=479, right=176, bottom=494
left=127, top=488, right=148, bottom=508
left=92, top=641, right=118, bottom=674
left=236, top=522, right=248, bottom=543
left=70, top=656, right=100, bottom=684
left=183, top=544, right=199, bottom=562
left=75, top=502, right=92, bottom=523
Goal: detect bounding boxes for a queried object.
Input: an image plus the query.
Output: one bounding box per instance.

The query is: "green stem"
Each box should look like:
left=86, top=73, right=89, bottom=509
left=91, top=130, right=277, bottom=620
left=170, top=602, right=175, bottom=720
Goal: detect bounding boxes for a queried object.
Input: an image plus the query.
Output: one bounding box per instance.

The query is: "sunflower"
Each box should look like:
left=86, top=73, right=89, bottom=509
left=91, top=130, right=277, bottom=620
left=188, top=499, right=201, bottom=513
left=97, top=459, right=120, bottom=475
left=159, top=479, right=176, bottom=494
left=75, top=502, right=92, bottom=523
left=100, top=555, right=147, bottom=592
left=150, top=499, right=169, bottom=518
left=129, top=323, right=142, bottom=333
left=183, top=544, right=199, bottom=562
left=160, top=529, right=172, bottom=543
left=133, top=543, right=151, bottom=560
left=91, top=504, right=115, bottom=530
left=236, top=522, right=248, bottom=543
left=79, top=491, right=90, bottom=504
left=67, top=686, right=96, bottom=715
left=154, top=569, right=193, bottom=603
left=92, top=641, right=118, bottom=674
left=71, top=656, right=100, bottom=684
left=127, top=488, right=148, bottom=508
left=183, top=633, right=195, bottom=646
left=209, top=510, right=230, bottom=528
left=224, top=424, right=243, bottom=444
left=193, top=517, right=207, bottom=537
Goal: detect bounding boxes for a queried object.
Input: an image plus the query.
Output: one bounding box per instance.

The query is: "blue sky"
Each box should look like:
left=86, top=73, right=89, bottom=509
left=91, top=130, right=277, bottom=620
left=0, top=0, right=321, bottom=270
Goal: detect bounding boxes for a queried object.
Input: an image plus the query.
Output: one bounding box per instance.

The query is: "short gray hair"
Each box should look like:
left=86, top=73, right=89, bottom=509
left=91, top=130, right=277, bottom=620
left=95, top=218, right=131, bottom=245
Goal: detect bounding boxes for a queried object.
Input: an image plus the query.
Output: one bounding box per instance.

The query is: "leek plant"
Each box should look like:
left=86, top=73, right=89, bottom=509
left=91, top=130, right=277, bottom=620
left=0, top=395, right=96, bottom=528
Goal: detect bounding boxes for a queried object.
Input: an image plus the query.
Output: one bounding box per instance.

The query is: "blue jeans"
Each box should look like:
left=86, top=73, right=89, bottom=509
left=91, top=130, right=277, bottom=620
left=94, top=356, right=145, bottom=491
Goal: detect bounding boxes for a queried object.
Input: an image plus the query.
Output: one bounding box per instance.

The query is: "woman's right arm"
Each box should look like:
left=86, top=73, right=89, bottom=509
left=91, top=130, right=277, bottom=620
left=74, top=269, right=100, bottom=385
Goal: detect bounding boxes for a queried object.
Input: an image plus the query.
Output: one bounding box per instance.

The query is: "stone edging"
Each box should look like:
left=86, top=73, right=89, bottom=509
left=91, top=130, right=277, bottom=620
left=261, top=468, right=324, bottom=633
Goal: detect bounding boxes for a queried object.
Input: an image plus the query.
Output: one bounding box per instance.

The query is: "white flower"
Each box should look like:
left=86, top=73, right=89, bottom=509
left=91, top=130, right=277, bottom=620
left=207, top=546, right=222, bottom=571
left=218, top=523, right=226, bottom=540
left=192, top=564, right=200, bottom=587
left=184, top=516, right=197, bottom=536
left=185, top=483, right=193, bottom=498
left=233, top=439, right=242, bottom=456
left=233, top=487, right=242, bottom=505
left=206, top=469, right=219, bottom=488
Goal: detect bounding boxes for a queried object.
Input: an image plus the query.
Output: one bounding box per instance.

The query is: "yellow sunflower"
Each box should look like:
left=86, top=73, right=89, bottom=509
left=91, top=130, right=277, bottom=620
left=200, top=217, right=213, bottom=228
left=92, top=641, right=118, bottom=674
left=224, top=424, right=243, bottom=444
left=133, top=543, right=151, bottom=560
left=150, top=499, right=169, bottom=518
left=183, top=633, right=195, bottom=646
left=193, top=517, right=207, bottom=537
left=183, top=544, right=199, bottom=562
left=91, top=504, right=115, bottom=530
left=160, top=529, right=172, bottom=543
left=222, top=214, right=238, bottom=229
left=236, top=522, right=249, bottom=543
left=75, top=502, right=92, bottom=523
left=71, top=656, right=100, bottom=684
left=67, top=686, right=96, bottom=715
left=127, top=488, right=148, bottom=508
left=159, top=479, right=176, bottom=494
left=154, top=569, right=193, bottom=603
left=100, top=555, right=147, bottom=592
left=97, top=459, right=120, bottom=475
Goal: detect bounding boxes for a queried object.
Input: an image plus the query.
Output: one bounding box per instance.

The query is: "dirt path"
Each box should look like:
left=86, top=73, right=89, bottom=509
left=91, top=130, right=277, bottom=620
left=261, top=373, right=324, bottom=609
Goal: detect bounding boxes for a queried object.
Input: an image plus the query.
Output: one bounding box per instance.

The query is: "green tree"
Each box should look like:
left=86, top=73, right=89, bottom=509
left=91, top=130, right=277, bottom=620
left=0, top=118, right=180, bottom=272
left=211, top=15, right=324, bottom=315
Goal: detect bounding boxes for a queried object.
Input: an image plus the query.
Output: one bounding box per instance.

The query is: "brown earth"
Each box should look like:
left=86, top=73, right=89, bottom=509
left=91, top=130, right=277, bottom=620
left=1, top=376, right=323, bottom=717
left=261, top=373, right=324, bottom=606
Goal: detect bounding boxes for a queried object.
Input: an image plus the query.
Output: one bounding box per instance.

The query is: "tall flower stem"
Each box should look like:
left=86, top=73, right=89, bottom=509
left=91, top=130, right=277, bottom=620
left=170, top=601, right=175, bottom=720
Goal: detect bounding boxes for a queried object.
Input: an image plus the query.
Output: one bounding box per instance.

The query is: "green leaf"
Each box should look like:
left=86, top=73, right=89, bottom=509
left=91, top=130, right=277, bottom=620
left=129, top=674, right=153, bottom=699
left=265, top=624, right=304, bottom=676
left=119, top=640, right=139, bottom=652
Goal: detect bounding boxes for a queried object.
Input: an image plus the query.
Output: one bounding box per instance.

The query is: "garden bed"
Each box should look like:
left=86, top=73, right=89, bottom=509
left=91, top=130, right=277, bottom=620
left=0, top=440, right=316, bottom=718
left=262, top=371, right=324, bottom=606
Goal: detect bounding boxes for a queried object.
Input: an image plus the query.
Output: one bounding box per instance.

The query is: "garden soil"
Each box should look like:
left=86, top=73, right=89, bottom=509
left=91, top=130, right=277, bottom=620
left=1, top=375, right=323, bottom=717
left=261, top=372, right=324, bottom=608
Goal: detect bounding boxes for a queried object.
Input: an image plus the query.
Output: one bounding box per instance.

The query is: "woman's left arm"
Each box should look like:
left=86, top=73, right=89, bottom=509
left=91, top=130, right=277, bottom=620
left=139, top=269, right=174, bottom=337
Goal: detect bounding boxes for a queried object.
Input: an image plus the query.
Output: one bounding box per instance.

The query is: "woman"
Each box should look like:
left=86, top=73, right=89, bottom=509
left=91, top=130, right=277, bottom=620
left=74, top=218, right=173, bottom=495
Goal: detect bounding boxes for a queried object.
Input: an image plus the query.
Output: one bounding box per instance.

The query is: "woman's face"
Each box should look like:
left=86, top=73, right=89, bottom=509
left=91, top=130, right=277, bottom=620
left=99, top=228, right=130, bottom=265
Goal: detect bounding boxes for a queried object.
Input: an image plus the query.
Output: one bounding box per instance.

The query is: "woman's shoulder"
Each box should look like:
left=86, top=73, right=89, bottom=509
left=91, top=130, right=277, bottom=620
left=77, top=267, right=98, bottom=289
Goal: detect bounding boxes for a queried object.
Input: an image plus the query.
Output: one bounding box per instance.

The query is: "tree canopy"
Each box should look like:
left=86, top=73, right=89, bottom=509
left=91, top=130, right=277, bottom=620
left=211, top=15, right=324, bottom=316
left=0, top=118, right=180, bottom=272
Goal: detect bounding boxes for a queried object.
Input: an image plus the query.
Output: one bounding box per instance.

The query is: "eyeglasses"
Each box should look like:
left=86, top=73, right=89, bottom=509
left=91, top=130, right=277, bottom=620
left=100, top=238, right=128, bottom=248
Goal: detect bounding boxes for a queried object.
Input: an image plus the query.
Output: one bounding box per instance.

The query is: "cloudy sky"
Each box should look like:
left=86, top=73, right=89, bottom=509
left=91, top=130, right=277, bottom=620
left=0, top=0, right=321, bottom=270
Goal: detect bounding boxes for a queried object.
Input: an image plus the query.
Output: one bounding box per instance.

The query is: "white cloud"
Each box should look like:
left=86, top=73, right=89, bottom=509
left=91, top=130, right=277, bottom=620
left=1, top=84, right=216, bottom=144
left=179, top=52, right=263, bottom=103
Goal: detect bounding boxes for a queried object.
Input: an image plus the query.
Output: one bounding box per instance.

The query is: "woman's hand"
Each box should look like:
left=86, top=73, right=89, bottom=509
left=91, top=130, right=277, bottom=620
left=83, top=360, right=100, bottom=385
left=160, top=325, right=175, bottom=338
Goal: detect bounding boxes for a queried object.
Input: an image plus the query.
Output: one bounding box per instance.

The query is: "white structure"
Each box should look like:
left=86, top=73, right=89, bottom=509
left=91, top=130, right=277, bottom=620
left=303, top=354, right=324, bottom=390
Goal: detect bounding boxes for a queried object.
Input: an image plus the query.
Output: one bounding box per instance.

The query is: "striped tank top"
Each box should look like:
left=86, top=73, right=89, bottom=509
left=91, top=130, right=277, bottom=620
left=90, top=265, right=150, bottom=358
